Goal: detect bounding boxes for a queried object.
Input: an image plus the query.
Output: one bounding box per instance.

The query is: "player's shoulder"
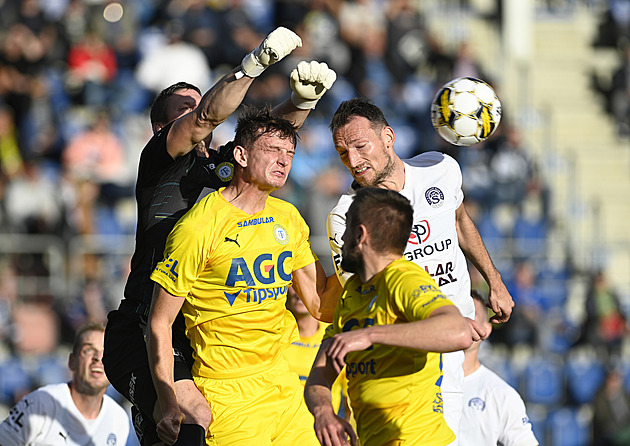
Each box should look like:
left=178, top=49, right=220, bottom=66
left=329, top=184, right=356, bottom=217
left=404, top=151, right=460, bottom=170
left=383, top=258, right=437, bottom=288
left=478, top=365, right=522, bottom=397
left=267, top=195, right=302, bottom=217
left=101, top=394, right=130, bottom=418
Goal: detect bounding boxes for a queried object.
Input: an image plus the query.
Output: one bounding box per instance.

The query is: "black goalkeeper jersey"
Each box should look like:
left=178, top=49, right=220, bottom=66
left=123, top=122, right=235, bottom=310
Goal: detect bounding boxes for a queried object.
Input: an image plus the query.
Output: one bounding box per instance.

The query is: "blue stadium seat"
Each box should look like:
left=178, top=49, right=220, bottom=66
left=521, top=355, right=565, bottom=406
left=565, top=354, right=606, bottom=405
left=548, top=407, right=591, bottom=446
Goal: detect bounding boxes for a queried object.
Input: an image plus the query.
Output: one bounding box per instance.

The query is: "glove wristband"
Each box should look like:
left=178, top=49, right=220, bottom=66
left=241, top=51, right=266, bottom=78
left=290, top=92, right=319, bottom=110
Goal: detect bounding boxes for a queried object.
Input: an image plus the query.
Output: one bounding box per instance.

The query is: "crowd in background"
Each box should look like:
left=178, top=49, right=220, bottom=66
left=0, top=0, right=628, bottom=445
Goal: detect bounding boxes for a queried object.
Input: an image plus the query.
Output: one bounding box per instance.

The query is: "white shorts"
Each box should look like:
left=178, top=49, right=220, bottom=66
left=441, top=349, right=465, bottom=445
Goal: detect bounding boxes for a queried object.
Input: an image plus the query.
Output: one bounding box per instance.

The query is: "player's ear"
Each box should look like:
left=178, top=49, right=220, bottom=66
left=68, top=353, right=77, bottom=372
left=152, top=122, right=163, bottom=134
left=382, top=126, right=395, bottom=149
left=233, top=145, right=248, bottom=168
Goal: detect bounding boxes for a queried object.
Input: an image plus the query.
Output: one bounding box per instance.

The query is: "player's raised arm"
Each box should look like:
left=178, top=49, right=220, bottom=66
left=166, top=27, right=303, bottom=158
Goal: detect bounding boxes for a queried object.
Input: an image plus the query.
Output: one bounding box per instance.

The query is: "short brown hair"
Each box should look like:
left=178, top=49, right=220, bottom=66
left=346, top=187, right=413, bottom=255
left=233, top=105, right=298, bottom=150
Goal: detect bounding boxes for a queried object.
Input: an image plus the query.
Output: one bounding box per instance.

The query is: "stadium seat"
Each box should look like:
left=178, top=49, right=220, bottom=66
left=548, top=407, right=591, bottom=446
left=565, top=353, right=606, bottom=405
left=521, top=355, right=565, bottom=406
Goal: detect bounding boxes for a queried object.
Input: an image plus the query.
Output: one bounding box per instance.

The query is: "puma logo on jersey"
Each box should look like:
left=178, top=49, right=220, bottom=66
left=224, top=234, right=240, bottom=247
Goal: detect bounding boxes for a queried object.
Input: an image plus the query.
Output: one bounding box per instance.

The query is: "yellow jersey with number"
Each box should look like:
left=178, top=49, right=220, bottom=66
left=151, top=189, right=318, bottom=379
left=324, top=258, right=455, bottom=446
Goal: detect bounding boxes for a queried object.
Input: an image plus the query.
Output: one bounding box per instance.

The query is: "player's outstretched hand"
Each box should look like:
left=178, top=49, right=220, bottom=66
left=157, top=406, right=185, bottom=445
left=290, top=61, right=337, bottom=109
left=313, top=407, right=357, bottom=446
left=241, top=27, right=302, bottom=77
left=488, top=282, right=515, bottom=324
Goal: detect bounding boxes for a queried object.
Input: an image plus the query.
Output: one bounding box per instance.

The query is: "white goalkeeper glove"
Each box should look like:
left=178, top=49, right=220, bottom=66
left=290, top=61, right=337, bottom=110
left=240, top=27, right=302, bottom=78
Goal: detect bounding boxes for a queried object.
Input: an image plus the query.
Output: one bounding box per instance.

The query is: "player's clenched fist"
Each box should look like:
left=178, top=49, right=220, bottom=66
left=290, top=61, right=337, bottom=110
left=241, top=27, right=302, bottom=78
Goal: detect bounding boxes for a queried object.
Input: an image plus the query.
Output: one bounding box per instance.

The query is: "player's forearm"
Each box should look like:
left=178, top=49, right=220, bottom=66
left=195, top=67, right=255, bottom=132
left=271, top=98, right=310, bottom=128
left=146, top=321, right=178, bottom=413
left=316, top=270, right=342, bottom=323
left=366, top=311, right=472, bottom=352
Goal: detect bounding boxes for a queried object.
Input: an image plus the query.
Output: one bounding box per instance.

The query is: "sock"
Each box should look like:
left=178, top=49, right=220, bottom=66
left=173, top=424, right=205, bottom=446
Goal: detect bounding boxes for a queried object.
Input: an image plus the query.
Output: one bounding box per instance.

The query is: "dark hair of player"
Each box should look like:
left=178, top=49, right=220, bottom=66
left=347, top=187, right=413, bottom=255
left=234, top=105, right=299, bottom=150
left=329, top=97, right=390, bottom=134
left=150, top=82, right=202, bottom=126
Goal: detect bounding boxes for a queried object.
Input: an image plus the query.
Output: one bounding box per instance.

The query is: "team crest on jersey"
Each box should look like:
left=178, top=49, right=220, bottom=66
left=468, top=397, right=485, bottom=411
left=107, top=433, right=117, bottom=445
left=273, top=224, right=289, bottom=245
left=216, top=162, right=234, bottom=181
left=425, top=187, right=444, bottom=208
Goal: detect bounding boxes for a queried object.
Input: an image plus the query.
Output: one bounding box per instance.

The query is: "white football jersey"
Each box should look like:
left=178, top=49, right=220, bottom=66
left=460, top=366, right=538, bottom=446
left=327, top=151, right=474, bottom=318
left=0, top=383, right=130, bottom=446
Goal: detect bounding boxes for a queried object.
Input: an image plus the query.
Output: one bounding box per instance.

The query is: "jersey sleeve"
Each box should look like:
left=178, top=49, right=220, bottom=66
left=0, top=390, right=54, bottom=446
left=291, top=212, right=319, bottom=271
left=326, top=207, right=353, bottom=286
left=498, top=388, right=539, bottom=446
left=444, top=153, right=464, bottom=208
left=150, top=215, right=209, bottom=297
left=389, top=269, right=455, bottom=322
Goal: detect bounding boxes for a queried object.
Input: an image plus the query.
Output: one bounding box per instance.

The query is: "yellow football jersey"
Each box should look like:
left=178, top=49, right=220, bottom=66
left=324, top=258, right=455, bottom=446
left=151, top=189, right=318, bottom=379
left=286, top=322, right=346, bottom=414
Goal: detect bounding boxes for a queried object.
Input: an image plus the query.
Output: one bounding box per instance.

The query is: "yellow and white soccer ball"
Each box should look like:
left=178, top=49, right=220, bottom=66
left=430, top=77, right=502, bottom=146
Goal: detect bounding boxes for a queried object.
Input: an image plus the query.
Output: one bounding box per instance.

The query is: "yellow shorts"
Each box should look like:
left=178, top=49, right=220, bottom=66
left=195, top=359, right=319, bottom=446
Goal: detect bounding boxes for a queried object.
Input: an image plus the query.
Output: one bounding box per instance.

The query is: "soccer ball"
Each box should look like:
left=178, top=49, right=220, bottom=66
left=430, top=77, right=502, bottom=146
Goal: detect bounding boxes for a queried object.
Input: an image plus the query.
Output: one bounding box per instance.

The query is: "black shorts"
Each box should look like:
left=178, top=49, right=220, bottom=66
left=104, top=302, right=194, bottom=446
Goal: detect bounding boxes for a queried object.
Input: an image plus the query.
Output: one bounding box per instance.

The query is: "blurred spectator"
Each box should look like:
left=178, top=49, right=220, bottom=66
left=61, top=111, right=126, bottom=190
left=10, top=297, right=60, bottom=356
left=3, top=159, right=63, bottom=234
left=611, top=43, right=630, bottom=138
left=592, top=368, right=630, bottom=446
left=65, top=31, right=117, bottom=107
left=580, top=270, right=627, bottom=355
left=488, top=125, right=534, bottom=207
left=135, top=21, right=212, bottom=94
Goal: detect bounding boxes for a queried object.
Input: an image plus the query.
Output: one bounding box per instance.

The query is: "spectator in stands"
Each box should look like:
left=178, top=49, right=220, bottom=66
left=581, top=270, right=627, bottom=355
left=592, top=367, right=630, bottom=446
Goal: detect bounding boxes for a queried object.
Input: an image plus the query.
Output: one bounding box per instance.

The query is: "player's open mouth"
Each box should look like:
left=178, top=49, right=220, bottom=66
left=354, top=166, right=369, bottom=175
